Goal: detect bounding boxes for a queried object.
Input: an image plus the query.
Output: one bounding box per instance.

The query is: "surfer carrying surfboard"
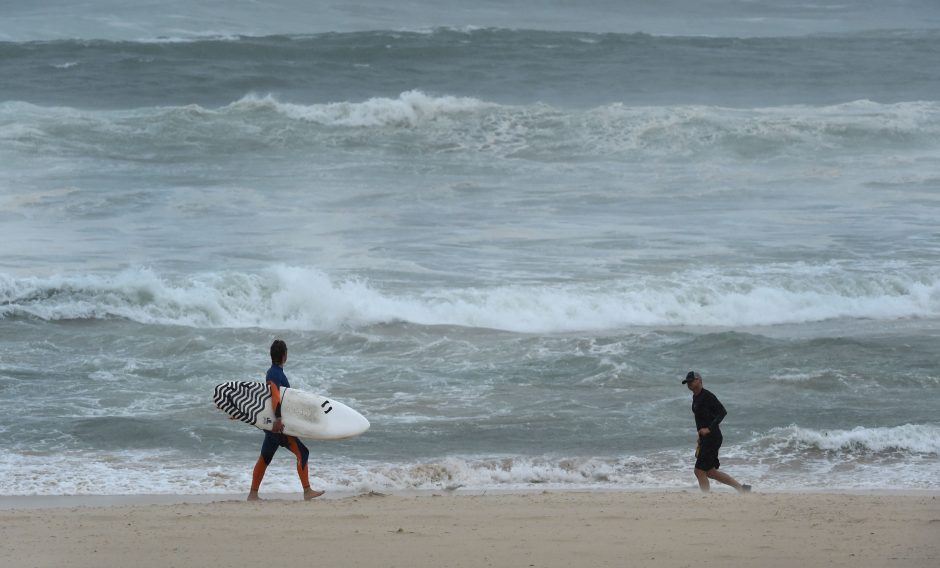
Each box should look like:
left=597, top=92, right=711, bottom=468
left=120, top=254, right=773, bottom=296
left=247, top=339, right=325, bottom=501
left=682, top=371, right=751, bottom=494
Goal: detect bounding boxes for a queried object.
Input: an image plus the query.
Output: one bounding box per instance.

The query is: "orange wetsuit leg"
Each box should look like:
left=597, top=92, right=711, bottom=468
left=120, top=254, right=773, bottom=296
left=285, top=436, right=311, bottom=490
left=251, top=431, right=283, bottom=492
left=250, top=455, right=268, bottom=492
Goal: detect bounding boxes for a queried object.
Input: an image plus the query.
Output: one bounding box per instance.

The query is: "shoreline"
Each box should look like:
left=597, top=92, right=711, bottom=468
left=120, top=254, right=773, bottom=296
left=2, top=486, right=939, bottom=511
left=1, top=490, right=937, bottom=568
left=3, top=486, right=940, bottom=510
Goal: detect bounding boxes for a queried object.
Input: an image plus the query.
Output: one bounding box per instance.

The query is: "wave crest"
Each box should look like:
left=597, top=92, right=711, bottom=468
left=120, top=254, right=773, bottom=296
left=2, top=264, right=939, bottom=331
left=767, top=424, right=940, bottom=455
left=3, top=96, right=939, bottom=161
left=229, top=91, right=491, bottom=127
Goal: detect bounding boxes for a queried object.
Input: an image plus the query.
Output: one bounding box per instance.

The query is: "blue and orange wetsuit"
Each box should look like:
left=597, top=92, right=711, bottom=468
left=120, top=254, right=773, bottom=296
left=249, top=365, right=312, bottom=493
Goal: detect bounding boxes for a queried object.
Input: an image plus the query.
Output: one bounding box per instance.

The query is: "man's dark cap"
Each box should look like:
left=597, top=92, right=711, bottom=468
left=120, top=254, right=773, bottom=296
left=682, top=371, right=701, bottom=384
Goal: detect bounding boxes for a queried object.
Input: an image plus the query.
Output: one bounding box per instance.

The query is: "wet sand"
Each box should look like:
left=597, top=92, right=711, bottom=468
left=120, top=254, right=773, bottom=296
left=1, top=490, right=937, bottom=568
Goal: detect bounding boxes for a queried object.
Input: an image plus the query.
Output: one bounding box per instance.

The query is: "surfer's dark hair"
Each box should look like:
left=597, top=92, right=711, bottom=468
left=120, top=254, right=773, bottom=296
left=270, top=339, right=287, bottom=365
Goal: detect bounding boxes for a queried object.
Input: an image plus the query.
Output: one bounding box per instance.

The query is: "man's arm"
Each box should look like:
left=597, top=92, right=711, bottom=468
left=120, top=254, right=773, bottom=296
left=268, top=380, right=285, bottom=433
left=706, top=393, right=727, bottom=432
left=699, top=392, right=727, bottom=437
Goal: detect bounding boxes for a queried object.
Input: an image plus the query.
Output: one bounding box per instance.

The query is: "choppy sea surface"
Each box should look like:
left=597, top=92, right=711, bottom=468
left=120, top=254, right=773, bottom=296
left=1, top=2, right=939, bottom=495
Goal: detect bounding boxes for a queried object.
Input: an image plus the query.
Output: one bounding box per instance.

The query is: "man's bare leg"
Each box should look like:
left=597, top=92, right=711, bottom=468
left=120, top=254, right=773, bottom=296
left=706, top=469, right=750, bottom=493
left=694, top=468, right=711, bottom=492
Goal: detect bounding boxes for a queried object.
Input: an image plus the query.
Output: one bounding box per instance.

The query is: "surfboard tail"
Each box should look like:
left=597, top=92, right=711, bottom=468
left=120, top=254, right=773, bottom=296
left=213, top=381, right=271, bottom=426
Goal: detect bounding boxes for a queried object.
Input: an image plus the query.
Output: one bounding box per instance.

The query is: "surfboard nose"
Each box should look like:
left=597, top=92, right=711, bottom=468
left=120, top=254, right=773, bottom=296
left=328, top=406, right=370, bottom=439
left=353, top=413, right=370, bottom=434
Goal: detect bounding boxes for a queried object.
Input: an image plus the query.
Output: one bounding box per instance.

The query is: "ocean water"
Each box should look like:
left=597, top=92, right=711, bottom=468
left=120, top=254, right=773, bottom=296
left=2, top=2, right=939, bottom=495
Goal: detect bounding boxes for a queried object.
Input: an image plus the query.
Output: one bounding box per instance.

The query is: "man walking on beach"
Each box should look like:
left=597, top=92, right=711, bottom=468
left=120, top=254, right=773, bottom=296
left=682, top=371, right=751, bottom=493
left=247, top=339, right=324, bottom=501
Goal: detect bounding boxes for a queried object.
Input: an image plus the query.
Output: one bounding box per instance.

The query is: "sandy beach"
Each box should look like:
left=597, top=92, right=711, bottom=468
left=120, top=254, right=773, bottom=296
left=1, top=491, right=937, bottom=568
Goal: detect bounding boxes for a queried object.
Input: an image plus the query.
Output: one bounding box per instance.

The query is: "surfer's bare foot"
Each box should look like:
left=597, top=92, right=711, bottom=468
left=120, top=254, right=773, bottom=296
left=247, top=491, right=261, bottom=501
left=304, top=489, right=325, bottom=500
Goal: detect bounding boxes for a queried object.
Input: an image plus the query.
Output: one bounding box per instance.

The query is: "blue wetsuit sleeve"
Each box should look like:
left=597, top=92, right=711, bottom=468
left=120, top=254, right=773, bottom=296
left=265, top=366, right=289, bottom=419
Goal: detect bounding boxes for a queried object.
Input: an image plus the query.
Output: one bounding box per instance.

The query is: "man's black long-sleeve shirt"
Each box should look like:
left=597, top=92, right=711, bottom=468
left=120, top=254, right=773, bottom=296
left=692, top=388, right=727, bottom=432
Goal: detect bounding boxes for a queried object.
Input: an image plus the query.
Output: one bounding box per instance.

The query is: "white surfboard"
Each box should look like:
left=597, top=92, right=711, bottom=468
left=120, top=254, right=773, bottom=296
left=213, top=381, right=370, bottom=440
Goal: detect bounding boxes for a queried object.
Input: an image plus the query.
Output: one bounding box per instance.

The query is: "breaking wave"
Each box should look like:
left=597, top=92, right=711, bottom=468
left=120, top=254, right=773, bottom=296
left=3, top=95, right=939, bottom=161
left=2, top=264, right=938, bottom=332
left=762, top=424, right=940, bottom=455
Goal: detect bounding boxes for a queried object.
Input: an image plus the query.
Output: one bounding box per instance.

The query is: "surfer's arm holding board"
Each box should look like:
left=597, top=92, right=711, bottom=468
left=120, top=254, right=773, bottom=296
left=268, top=380, right=285, bottom=433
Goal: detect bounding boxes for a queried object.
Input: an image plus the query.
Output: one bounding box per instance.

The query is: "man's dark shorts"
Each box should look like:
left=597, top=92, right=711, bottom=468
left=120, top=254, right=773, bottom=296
left=695, top=432, right=722, bottom=471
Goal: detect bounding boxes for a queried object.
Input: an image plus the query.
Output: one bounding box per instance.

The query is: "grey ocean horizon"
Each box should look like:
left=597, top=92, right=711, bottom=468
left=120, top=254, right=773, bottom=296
left=6, top=1, right=940, bottom=42
left=1, top=2, right=939, bottom=495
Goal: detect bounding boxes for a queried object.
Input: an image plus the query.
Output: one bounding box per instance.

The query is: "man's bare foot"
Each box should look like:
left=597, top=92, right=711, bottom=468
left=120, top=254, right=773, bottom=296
left=247, top=491, right=261, bottom=501
left=304, top=489, right=325, bottom=500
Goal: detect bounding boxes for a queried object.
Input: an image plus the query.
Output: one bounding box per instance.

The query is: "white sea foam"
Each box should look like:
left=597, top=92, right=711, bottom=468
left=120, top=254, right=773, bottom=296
left=0, top=451, right=678, bottom=495
left=2, top=263, right=939, bottom=331
left=3, top=443, right=937, bottom=496
left=770, top=371, right=822, bottom=382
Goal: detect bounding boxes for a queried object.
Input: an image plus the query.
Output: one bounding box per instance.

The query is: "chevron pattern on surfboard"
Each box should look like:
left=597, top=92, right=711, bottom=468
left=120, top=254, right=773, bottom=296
left=213, top=381, right=271, bottom=426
